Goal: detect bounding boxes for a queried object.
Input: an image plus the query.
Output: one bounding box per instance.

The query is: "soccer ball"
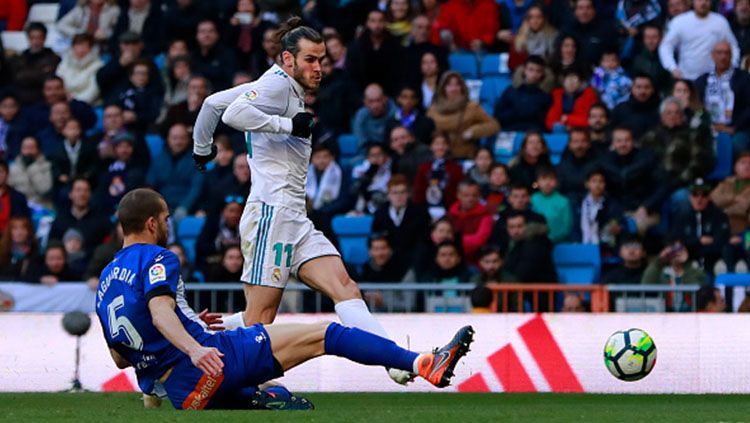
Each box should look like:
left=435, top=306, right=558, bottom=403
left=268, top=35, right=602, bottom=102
left=603, top=328, right=657, bottom=381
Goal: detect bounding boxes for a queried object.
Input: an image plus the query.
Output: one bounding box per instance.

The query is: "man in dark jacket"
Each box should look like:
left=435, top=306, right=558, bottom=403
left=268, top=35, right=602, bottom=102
left=669, top=178, right=731, bottom=272
left=315, top=56, right=361, bottom=135
left=694, top=40, right=750, bottom=154
left=503, top=210, right=558, bottom=283
left=110, top=0, right=166, bottom=56
left=48, top=177, right=111, bottom=259
left=557, top=0, right=617, bottom=64
left=601, top=235, right=647, bottom=284
left=493, top=55, right=552, bottom=132
left=388, top=126, right=432, bottom=182
left=556, top=128, right=602, bottom=204
left=610, top=74, right=660, bottom=139
left=628, top=25, right=672, bottom=94
left=371, top=175, right=431, bottom=262
left=401, top=15, right=449, bottom=87
left=191, top=20, right=238, bottom=91
left=0, top=93, right=29, bottom=161
left=345, top=10, right=404, bottom=96
left=23, top=76, right=96, bottom=135
left=9, top=22, right=60, bottom=106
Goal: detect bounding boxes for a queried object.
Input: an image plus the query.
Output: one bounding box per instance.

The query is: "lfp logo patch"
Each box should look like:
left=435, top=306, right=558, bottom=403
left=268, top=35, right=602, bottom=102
left=244, top=90, right=258, bottom=100
left=149, top=263, right=166, bottom=285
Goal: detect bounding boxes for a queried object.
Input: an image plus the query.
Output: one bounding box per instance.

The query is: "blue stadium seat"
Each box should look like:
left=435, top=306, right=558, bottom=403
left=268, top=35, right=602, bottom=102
left=145, top=134, right=164, bottom=160
left=479, top=53, right=509, bottom=77
left=479, top=76, right=511, bottom=112
left=707, top=132, right=733, bottom=180
left=332, top=215, right=373, bottom=266
left=714, top=273, right=750, bottom=287
left=338, top=133, right=358, bottom=159
left=449, top=53, right=478, bottom=79
left=177, top=216, right=206, bottom=265
left=545, top=133, right=569, bottom=165
left=553, top=243, right=601, bottom=284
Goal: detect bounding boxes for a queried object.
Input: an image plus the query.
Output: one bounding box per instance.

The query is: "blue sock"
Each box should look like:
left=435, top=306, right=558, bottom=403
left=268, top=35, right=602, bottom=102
left=324, top=323, right=419, bottom=372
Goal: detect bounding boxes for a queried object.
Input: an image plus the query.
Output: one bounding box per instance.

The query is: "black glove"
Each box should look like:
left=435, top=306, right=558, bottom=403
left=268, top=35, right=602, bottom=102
left=291, top=112, right=316, bottom=138
left=192, top=144, right=217, bottom=172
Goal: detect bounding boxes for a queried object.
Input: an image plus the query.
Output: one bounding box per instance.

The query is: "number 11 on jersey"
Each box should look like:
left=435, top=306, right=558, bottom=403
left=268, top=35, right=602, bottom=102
left=273, top=242, right=293, bottom=268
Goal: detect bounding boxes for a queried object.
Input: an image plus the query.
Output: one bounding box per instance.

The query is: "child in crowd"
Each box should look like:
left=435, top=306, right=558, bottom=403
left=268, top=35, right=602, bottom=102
left=590, top=49, right=632, bottom=110
left=531, top=167, right=572, bottom=243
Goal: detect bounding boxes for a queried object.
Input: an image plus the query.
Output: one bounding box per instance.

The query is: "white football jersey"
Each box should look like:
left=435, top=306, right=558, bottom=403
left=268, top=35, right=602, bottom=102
left=193, top=64, right=310, bottom=212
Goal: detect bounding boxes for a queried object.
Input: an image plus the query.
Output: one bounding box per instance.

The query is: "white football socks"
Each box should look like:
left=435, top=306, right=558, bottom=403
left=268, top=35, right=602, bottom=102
left=334, top=298, right=389, bottom=339
left=222, top=311, right=247, bottom=331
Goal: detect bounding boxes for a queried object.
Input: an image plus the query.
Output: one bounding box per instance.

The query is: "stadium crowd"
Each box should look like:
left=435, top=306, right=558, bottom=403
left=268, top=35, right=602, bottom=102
left=0, top=0, right=749, bottom=313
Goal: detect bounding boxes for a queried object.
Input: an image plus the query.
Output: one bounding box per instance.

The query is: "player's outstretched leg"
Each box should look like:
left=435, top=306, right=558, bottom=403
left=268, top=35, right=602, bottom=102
left=297, top=256, right=416, bottom=385
left=264, top=321, right=474, bottom=388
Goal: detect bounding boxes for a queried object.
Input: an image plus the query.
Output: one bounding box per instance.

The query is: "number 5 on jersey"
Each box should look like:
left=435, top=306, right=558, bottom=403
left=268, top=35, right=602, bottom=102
left=273, top=242, right=293, bottom=268
left=108, top=295, right=144, bottom=350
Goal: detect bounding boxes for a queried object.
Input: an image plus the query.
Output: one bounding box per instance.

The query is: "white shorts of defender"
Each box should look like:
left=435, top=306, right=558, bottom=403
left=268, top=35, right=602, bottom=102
left=239, top=201, right=340, bottom=288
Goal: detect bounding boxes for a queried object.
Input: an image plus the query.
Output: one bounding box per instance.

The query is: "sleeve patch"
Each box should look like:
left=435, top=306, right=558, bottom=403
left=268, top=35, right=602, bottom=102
left=148, top=263, right=167, bottom=285
left=244, top=90, right=259, bottom=100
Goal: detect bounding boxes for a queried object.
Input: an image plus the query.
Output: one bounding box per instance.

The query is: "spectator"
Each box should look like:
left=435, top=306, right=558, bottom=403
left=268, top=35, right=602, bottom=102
left=531, top=167, right=573, bottom=243
left=250, top=27, right=281, bottom=80
left=205, top=245, right=244, bottom=282
left=9, top=23, right=61, bottom=105
left=198, top=136, right=237, bottom=216
left=117, top=59, right=164, bottom=132
left=386, top=0, right=415, bottom=44
left=561, top=293, right=586, bottom=312
left=402, top=15, right=449, bottom=87
left=384, top=86, right=436, bottom=146
left=0, top=216, right=37, bottom=281
left=51, top=119, right=99, bottom=203
left=601, top=235, right=647, bottom=284
left=430, top=0, right=499, bottom=52
left=0, top=93, right=28, bottom=161
left=641, top=239, right=707, bottom=311
left=97, top=31, right=164, bottom=106
left=350, top=143, right=392, bottom=214
left=588, top=102, right=610, bottom=148
left=196, top=195, right=243, bottom=273
left=590, top=49, right=632, bottom=110
left=610, top=74, right=660, bottom=139
left=557, top=128, right=601, bottom=203
left=672, top=79, right=711, bottom=129
left=413, top=133, right=464, bottom=216
left=27, top=242, right=82, bottom=285
left=95, top=132, right=146, bottom=214
left=192, top=19, right=238, bottom=91
left=90, top=104, right=149, bottom=170
left=659, top=0, right=740, bottom=81
left=509, top=131, right=553, bottom=188
left=414, top=217, right=458, bottom=279
left=147, top=123, right=204, bottom=219
left=558, top=0, right=617, bottom=64
left=510, top=4, right=558, bottom=68
left=484, top=163, right=510, bottom=214
left=160, top=75, right=211, bottom=136
left=494, top=55, right=552, bottom=132
left=0, top=0, right=27, bottom=32
left=388, top=126, right=432, bottom=181
left=24, top=76, right=96, bottom=135
left=161, top=53, right=191, bottom=112
left=419, top=51, right=442, bottom=109
left=352, top=83, right=396, bottom=150
left=424, top=241, right=471, bottom=293
left=358, top=235, right=414, bottom=311
left=110, top=0, right=166, bottom=56
left=502, top=210, right=558, bottom=283
left=62, top=228, right=88, bottom=278
left=665, top=0, right=690, bottom=30
left=695, top=40, right=750, bottom=154
left=670, top=178, right=731, bottom=272
left=83, top=223, right=123, bottom=289
left=372, top=174, right=431, bottom=261
left=469, top=245, right=516, bottom=311
left=598, top=127, right=669, bottom=235
left=56, top=34, right=104, bottom=105
left=696, top=285, right=727, bottom=312
left=8, top=136, right=53, bottom=209
left=346, top=10, right=404, bottom=95
left=225, top=0, right=274, bottom=67
left=306, top=143, right=344, bottom=211
left=0, top=159, right=30, bottom=233
left=163, top=0, right=207, bottom=47
left=545, top=67, right=598, bottom=132
left=711, top=151, right=750, bottom=272
left=615, top=0, right=661, bottom=37
left=730, top=0, right=750, bottom=57
left=167, top=243, right=196, bottom=283
left=447, top=180, right=493, bottom=264
left=427, top=72, right=500, bottom=159
left=572, top=167, right=624, bottom=252
left=466, top=147, right=494, bottom=191
left=219, top=153, right=252, bottom=200
left=325, top=34, right=348, bottom=70
left=628, top=25, right=671, bottom=95
left=36, top=101, right=71, bottom=158
left=56, top=0, right=121, bottom=46
left=639, top=97, right=715, bottom=188
left=49, top=177, right=111, bottom=258
left=549, top=35, right=585, bottom=83
left=315, top=55, right=360, bottom=135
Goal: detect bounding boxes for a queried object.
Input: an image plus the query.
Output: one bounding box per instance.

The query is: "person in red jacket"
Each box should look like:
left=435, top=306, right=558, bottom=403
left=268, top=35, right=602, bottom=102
left=545, top=67, right=598, bottom=131
left=0, top=0, right=27, bottom=32
left=447, top=179, right=493, bottom=265
left=413, top=133, right=464, bottom=217
left=430, top=0, right=499, bottom=51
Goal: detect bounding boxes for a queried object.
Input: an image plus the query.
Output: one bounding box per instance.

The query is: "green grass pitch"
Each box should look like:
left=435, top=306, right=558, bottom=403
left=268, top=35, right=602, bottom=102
left=2, top=393, right=750, bottom=422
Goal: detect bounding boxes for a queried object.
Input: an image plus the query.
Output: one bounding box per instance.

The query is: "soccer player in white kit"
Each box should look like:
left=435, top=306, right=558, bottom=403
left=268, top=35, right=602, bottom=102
left=192, top=17, right=412, bottom=384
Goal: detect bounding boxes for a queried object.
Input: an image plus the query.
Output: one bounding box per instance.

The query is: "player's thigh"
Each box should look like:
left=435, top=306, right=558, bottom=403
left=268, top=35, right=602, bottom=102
left=265, top=321, right=330, bottom=371
left=297, top=255, right=362, bottom=303
left=242, top=284, right=284, bottom=325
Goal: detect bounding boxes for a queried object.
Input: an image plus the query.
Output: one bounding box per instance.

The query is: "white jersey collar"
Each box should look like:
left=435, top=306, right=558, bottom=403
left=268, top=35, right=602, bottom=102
left=270, top=63, right=306, bottom=100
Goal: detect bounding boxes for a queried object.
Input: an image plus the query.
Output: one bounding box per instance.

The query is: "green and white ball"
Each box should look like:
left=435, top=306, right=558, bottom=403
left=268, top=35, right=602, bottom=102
left=603, top=328, right=657, bottom=381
